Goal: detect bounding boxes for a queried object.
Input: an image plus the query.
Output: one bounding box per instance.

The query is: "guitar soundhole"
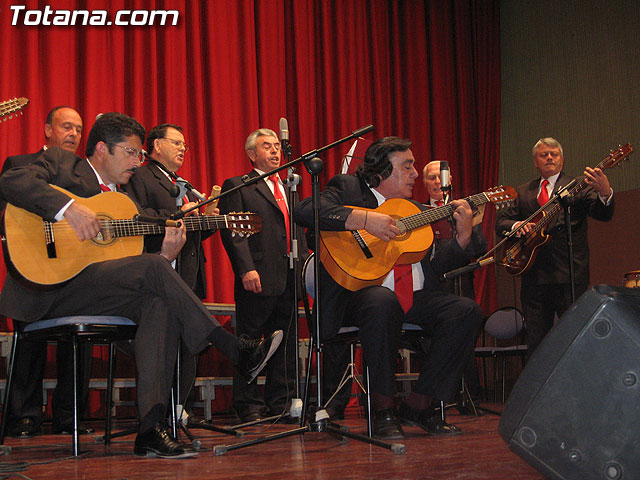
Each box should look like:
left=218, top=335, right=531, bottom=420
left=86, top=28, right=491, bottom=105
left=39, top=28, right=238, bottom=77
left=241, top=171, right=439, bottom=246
left=90, top=214, right=118, bottom=247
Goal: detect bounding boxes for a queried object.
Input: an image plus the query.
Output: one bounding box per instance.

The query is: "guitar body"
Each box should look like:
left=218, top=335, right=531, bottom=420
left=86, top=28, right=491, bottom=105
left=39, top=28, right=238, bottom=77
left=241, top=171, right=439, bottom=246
left=2, top=186, right=143, bottom=288
left=499, top=211, right=550, bottom=276
left=319, top=198, right=433, bottom=291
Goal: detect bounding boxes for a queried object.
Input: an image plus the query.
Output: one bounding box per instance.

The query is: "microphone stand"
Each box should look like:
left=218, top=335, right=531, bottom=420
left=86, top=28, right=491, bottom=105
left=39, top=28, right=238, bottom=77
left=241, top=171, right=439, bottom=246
left=557, top=188, right=576, bottom=303
left=211, top=125, right=404, bottom=455
left=439, top=185, right=480, bottom=418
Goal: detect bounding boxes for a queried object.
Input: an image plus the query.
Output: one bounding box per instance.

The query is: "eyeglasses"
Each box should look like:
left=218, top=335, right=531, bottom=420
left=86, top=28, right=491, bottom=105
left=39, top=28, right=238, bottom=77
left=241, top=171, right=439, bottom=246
left=162, top=138, right=190, bottom=152
left=109, top=143, right=144, bottom=160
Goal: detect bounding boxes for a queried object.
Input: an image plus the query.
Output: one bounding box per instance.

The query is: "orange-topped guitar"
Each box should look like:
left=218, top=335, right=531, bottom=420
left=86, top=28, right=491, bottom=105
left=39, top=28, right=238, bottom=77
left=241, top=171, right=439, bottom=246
left=1, top=185, right=262, bottom=288
left=499, top=143, right=633, bottom=276
left=319, top=186, right=516, bottom=291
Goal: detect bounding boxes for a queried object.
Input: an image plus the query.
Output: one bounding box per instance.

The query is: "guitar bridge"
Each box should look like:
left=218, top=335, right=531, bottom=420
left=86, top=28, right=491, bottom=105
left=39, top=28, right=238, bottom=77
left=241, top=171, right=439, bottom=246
left=43, top=221, right=57, bottom=258
left=351, top=230, right=373, bottom=259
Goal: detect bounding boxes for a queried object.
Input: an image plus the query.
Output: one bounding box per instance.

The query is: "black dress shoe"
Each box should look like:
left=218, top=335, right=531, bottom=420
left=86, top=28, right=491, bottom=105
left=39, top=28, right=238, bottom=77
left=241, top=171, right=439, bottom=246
left=8, top=418, right=41, bottom=438
left=238, top=412, right=264, bottom=423
left=134, top=423, right=197, bottom=458
left=395, top=401, right=462, bottom=436
left=235, top=331, right=283, bottom=383
left=372, top=408, right=404, bottom=440
left=53, top=424, right=95, bottom=435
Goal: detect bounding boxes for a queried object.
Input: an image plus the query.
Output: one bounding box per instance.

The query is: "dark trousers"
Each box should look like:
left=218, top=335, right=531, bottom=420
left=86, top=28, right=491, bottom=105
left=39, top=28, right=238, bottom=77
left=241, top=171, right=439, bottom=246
left=232, top=272, right=297, bottom=418
left=7, top=337, right=92, bottom=429
left=521, top=282, right=588, bottom=356
left=40, top=254, right=239, bottom=431
left=326, top=286, right=482, bottom=403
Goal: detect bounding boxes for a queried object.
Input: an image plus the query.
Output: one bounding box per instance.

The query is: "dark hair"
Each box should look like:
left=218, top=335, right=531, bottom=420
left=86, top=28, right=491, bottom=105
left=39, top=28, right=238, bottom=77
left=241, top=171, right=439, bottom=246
left=85, top=112, right=146, bottom=157
left=45, top=105, right=73, bottom=126
left=356, top=136, right=413, bottom=187
left=147, top=123, right=183, bottom=154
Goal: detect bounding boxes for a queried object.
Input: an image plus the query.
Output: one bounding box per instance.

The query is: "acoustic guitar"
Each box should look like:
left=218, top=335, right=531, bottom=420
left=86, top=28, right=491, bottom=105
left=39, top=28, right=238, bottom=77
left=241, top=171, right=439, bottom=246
left=1, top=185, right=262, bottom=287
left=0, top=97, right=29, bottom=121
left=319, top=186, right=516, bottom=291
left=499, top=143, right=632, bottom=276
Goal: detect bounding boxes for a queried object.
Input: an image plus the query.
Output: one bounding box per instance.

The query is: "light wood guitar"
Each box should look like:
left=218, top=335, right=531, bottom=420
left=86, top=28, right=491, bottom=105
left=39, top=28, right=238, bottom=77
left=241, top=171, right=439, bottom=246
left=319, top=186, right=516, bottom=291
left=500, top=143, right=632, bottom=276
left=0, top=97, right=29, bottom=121
left=1, top=185, right=262, bottom=287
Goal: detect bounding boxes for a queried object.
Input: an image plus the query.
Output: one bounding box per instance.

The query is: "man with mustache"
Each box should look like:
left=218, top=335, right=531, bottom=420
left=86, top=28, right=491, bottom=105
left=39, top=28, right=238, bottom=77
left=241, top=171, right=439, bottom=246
left=495, top=137, right=614, bottom=356
left=0, top=106, right=93, bottom=438
left=0, top=113, right=282, bottom=458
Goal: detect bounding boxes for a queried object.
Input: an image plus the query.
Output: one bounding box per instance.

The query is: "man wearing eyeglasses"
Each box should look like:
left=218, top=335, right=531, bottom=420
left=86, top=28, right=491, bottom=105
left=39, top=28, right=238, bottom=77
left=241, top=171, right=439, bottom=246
left=219, top=128, right=308, bottom=424
left=123, top=123, right=213, bottom=421
left=0, top=113, right=283, bottom=458
left=0, top=106, right=95, bottom=439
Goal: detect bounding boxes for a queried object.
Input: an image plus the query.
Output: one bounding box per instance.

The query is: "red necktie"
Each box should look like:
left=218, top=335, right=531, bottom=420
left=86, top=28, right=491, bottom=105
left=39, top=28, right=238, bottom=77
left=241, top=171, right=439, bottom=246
left=100, top=184, right=111, bottom=192
left=435, top=200, right=443, bottom=207
left=538, top=179, right=549, bottom=206
left=394, top=264, right=413, bottom=313
left=269, top=174, right=290, bottom=250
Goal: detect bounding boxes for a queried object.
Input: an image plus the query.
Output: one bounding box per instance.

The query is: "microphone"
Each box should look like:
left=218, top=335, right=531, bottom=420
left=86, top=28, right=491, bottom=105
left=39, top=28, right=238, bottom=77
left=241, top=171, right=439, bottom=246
left=352, top=124, right=374, bottom=137
left=440, top=161, right=451, bottom=192
left=173, top=176, right=206, bottom=201
left=279, top=117, right=292, bottom=156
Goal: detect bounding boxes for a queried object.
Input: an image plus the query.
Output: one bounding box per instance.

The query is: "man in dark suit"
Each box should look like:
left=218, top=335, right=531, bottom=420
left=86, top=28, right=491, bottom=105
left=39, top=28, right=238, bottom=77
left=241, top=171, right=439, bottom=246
left=123, top=123, right=211, bottom=412
left=495, top=137, right=614, bottom=356
left=0, top=113, right=282, bottom=458
left=0, top=106, right=93, bottom=438
left=293, top=136, right=483, bottom=440
left=219, top=128, right=307, bottom=423
left=423, top=160, right=487, bottom=404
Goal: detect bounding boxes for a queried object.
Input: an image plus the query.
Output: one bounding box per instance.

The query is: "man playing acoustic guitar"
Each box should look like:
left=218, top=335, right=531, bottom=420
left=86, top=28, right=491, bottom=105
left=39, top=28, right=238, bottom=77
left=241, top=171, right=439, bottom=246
left=0, top=112, right=282, bottom=458
left=293, top=136, right=483, bottom=439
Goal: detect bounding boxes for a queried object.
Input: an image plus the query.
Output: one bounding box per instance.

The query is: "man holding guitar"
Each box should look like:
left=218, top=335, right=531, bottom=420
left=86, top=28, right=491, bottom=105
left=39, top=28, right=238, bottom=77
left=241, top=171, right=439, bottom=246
left=293, top=136, right=483, bottom=440
left=0, top=106, right=92, bottom=439
left=0, top=113, right=282, bottom=458
left=495, top=137, right=615, bottom=356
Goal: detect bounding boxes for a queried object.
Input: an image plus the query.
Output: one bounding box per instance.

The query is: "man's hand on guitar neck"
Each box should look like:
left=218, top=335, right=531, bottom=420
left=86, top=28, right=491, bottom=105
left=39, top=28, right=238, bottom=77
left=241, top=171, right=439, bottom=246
left=450, top=199, right=472, bottom=249
left=160, top=223, right=187, bottom=262
left=63, top=202, right=102, bottom=241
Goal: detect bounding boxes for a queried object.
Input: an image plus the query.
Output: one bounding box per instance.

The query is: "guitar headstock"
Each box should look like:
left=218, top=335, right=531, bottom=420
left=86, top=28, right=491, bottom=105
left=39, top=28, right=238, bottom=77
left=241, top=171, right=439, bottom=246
left=0, top=97, right=29, bottom=121
left=484, top=185, right=517, bottom=209
left=228, top=212, right=263, bottom=237
left=599, top=143, right=633, bottom=170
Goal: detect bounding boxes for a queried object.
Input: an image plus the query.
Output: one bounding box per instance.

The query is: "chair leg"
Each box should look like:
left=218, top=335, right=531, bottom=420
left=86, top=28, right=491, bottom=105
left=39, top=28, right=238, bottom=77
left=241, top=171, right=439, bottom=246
left=104, top=342, right=115, bottom=445
left=72, top=336, right=79, bottom=457
left=0, top=331, right=19, bottom=445
left=501, top=356, right=507, bottom=403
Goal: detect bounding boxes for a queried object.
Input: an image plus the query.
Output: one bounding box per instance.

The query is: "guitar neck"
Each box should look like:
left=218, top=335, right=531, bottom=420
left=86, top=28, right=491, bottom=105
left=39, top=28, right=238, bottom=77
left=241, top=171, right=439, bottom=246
left=100, top=214, right=231, bottom=237
left=397, top=192, right=489, bottom=232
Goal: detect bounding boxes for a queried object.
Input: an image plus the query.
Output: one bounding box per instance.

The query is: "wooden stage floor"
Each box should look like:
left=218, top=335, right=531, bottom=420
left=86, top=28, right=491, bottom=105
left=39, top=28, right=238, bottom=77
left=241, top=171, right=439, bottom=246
left=0, top=404, right=543, bottom=479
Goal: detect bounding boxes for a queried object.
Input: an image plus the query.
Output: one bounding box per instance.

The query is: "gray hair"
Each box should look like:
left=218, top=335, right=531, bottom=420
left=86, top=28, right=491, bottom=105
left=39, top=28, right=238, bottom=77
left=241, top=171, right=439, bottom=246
left=245, top=128, right=278, bottom=153
left=532, top=137, right=563, bottom=157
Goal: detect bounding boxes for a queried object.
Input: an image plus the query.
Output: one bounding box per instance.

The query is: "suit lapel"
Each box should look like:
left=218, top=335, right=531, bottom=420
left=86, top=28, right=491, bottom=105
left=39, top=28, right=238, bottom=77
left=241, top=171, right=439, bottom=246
left=250, top=169, right=281, bottom=211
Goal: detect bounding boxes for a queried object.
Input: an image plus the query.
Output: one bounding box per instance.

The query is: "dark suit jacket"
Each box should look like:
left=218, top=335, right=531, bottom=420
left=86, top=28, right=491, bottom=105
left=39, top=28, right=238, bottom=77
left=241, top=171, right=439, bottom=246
left=123, top=162, right=210, bottom=297
left=292, top=174, right=473, bottom=338
left=495, top=171, right=614, bottom=286
left=0, top=149, right=44, bottom=211
left=0, top=148, right=107, bottom=321
left=218, top=170, right=307, bottom=297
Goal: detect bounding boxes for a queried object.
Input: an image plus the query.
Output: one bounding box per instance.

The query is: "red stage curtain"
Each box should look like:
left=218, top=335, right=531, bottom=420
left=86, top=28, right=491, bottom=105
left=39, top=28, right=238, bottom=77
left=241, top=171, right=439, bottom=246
left=0, top=0, right=500, bottom=415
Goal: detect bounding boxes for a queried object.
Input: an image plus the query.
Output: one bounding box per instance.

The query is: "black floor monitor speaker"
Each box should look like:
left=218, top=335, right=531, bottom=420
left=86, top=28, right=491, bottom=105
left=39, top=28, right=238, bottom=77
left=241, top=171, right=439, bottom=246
left=499, top=285, right=640, bottom=480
